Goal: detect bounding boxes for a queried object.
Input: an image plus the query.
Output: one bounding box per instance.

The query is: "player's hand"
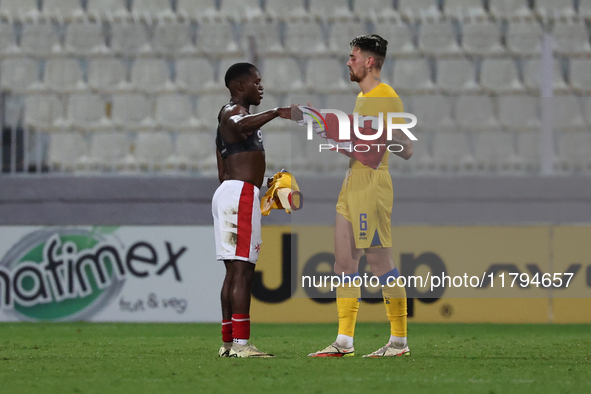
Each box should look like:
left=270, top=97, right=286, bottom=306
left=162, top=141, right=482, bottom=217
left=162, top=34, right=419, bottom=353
left=276, top=105, right=303, bottom=122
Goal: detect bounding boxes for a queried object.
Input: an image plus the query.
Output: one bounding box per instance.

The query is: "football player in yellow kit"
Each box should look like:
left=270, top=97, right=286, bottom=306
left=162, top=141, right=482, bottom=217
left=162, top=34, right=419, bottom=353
left=307, top=35, right=414, bottom=358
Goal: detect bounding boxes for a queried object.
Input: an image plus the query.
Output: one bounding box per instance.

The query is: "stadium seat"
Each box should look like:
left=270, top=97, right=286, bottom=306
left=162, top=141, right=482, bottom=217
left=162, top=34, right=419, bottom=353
left=353, top=0, right=399, bottom=21
left=111, top=93, right=154, bottom=130
left=86, top=0, right=129, bottom=20
left=284, top=20, right=328, bottom=56
left=436, top=58, right=480, bottom=94
left=64, top=20, right=109, bottom=56
left=66, top=92, right=110, bottom=130
left=374, top=21, right=417, bottom=57
left=130, top=58, right=174, bottom=93
left=443, top=0, right=486, bottom=19
left=569, top=58, right=591, bottom=94
left=308, top=0, right=353, bottom=21
left=219, top=0, right=264, bottom=21
left=196, top=20, right=241, bottom=57
left=196, top=93, right=231, bottom=130
left=462, top=20, right=505, bottom=56
left=42, top=0, right=85, bottom=22
left=265, top=0, right=308, bottom=21
left=480, top=58, right=525, bottom=94
left=154, top=93, right=200, bottom=130
left=48, top=131, right=88, bottom=171
left=173, top=131, right=217, bottom=172
left=260, top=58, right=304, bottom=93
left=241, top=20, right=284, bottom=56
left=328, top=21, right=368, bottom=56
left=20, top=22, right=62, bottom=57
left=398, top=0, right=440, bottom=20
left=553, top=95, right=586, bottom=131
left=130, top=0, right=175, bottom=21
left=41, top=57, right=85, bottom=92
left=110, top=21, right=151, bottom=56
left=176, top=0, right=218, bottom=21
left=497, top=95, right=540, bottom=131
left=473, top=132, right=517, bottom=172
left=175, top=58, right=217, bottom=94
left=515, top=131, right=541, bottom=172
left=431, top=131, right=475, bottom=172
left=557, top=131, right=591, bottom=173
left=418, top=20, right=461, bottom=57
left=133, top=131, right=174, bottom=171
left=0, top=57, right=39, bottom=93
left=305, top=58, right=349, bottom=93
left=506, top=20, right=543, bottom=56
left=152, top=20, right=195, bottom=57
left=87, top=58, right=128, bottom=92
left=392, top=58, right=435, bottom=95
left=535, top=0, right=577, bottom=20
left=552, top=20, right=591, bottom=56
left=89, top=132, right=131, bottom=171
left=0, top=0, right=40, bottom=21
left=0, top=21, right=19, bottom=56
left=455, top=95, right=499, bottom=132
left=523, top=58, right=569, bottom=93
left=410, top=94, right=456, bottom=132
left=580, top=1, right=591, bottom=19
left=488, top=0, right=532, bottom=19
left=25, top=93, right=65, bottom=130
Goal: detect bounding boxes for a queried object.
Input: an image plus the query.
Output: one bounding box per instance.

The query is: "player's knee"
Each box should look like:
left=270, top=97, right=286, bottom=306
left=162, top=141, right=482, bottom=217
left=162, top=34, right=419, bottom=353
left=334, top=260, right=357, bottom=276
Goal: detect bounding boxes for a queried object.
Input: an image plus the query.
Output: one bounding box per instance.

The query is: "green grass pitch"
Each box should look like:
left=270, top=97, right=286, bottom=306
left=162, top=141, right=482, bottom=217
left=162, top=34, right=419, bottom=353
left=0, top=323, right=589, bottom=394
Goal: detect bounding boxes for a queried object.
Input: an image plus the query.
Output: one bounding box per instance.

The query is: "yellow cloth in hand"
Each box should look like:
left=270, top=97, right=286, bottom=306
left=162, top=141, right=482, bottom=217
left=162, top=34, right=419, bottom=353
left=261, top=171, right=303, bottom=216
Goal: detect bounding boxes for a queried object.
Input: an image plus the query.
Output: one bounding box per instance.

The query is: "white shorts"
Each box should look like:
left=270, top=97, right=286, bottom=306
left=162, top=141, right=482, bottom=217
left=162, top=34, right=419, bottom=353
left=212, top=180, right=262, bottom=264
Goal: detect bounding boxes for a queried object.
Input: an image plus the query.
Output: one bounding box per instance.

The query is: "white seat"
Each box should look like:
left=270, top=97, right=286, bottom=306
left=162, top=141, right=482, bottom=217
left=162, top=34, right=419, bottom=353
left=455, top=95, right=499, bottom=131
left=353, top=0, right=399, bottom=21
left=176, top=0, right=218, bottom=21
left=196, top=20, right=240, bottom=57
left=112, top=93, right=153, bottom=130
left=175, top=58, right=216, bottom=94
left=67, top=92, right=109, bottom=130
left=130, top=58, right=173, bottom=93
left=327, top=21, right=367, bottom=56
left=580, top=1, right=591, bottom=18
left=25, top=93, right=64, bottom=129
left=431, top=131, right=475, bottom=172
left=155, top=93, right=199, bottom=130
left=20, top=22, right=62, bottom=57
left=284, top=21, right=328, bottom=56
left=131, top=0, right=175, bottom=20
left=557, top=132, right=591, bottom=172
left=480, top=58, right=524, bottom=94
left=64, top=20, right=109, bottom=56
left=0, top=22, right=19, bottom=56
left=516, top=132, right=540, bottom=172
left=418, top=20, right=460, bottom=56
left=553, top=95, right=586, bottom=131
left=570, top=58, right=591, bottom=94
left=553, top=21, right=591, bottom=56
left=536, top=0, right=577, bottom=20
left=48, top=131, right=88, bottom=171
left=443, top=0, right=486, bottom=19
left=219, top=0, right=264, bottom=21
left=241, top=20, right=284, bottom=56
left=133, top=131, right=173, bottom=170
left=42, top=57, right=85, bottom=92
left=374, top=22, right=416, bottom=57
left=0, top=57, right=38, bottom=93
left=436, top=58, right=479, bottom=94
left=89, top=132, right=131, bottom=170
left=0, top=0, right=40, bottom=21
left=42, top=0, right=84, bottom=21
left=410, top=94, right=456, bottom=131
left=473, top=132, right=517, bottom=172
left=174, top=132, right=216, bottom=172
left=308, top=0, right=353, bottom=21
left=488, top=0, right=532, bottom=19
left=265, top=0, right=307, bottom=21
left=498, top=95, right=540, bottom=131
left=111, top=21, right=151, bottom=56
left=398, top=0, right=440, bottom=20
left=523, top=58, right=569, bottom=93
left=392, top=58, right=435, bottom=95
left=305, top=58, right=348, bottom=93
left=86, top=0, right=129, bottom=20
left=196, top=94, right=231, bottom=130
left=152, top=20, right=194, bottom=56
left=87, top=58, right=128, bottom=92
left=506, top=20, right=543, bottom=56
left=261, top=58, right=304, bottom=93
left=462, top=21, right=505, bottom=56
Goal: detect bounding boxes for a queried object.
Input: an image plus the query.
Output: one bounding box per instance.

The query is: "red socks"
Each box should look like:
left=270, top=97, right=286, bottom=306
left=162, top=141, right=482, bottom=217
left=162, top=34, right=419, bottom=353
left=221, top=320, right=232, bottom=343
left=231, top=314, right=250, bottom=341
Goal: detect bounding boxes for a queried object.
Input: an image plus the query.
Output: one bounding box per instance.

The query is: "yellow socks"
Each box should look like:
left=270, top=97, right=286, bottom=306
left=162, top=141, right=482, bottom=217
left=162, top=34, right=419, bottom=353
left=379, top=268, right=407, bottom=338
left=336, top=274, right=361, bottom=338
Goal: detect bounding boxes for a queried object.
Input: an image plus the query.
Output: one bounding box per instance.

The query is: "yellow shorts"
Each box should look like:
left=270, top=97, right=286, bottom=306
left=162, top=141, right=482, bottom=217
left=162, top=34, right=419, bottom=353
left=336, top=168, right=393, bottom=249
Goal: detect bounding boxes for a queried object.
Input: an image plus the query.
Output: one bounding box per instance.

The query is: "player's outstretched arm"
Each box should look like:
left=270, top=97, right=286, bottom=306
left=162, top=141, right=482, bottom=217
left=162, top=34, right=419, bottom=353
left=390, top=128, right=413, bottom=160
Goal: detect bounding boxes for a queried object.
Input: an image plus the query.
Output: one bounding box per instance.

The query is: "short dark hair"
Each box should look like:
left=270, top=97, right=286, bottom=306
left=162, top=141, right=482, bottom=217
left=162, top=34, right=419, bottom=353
left=350, top=34, right=388, bottom=69
left=224, top=62, right=258, bottom=88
